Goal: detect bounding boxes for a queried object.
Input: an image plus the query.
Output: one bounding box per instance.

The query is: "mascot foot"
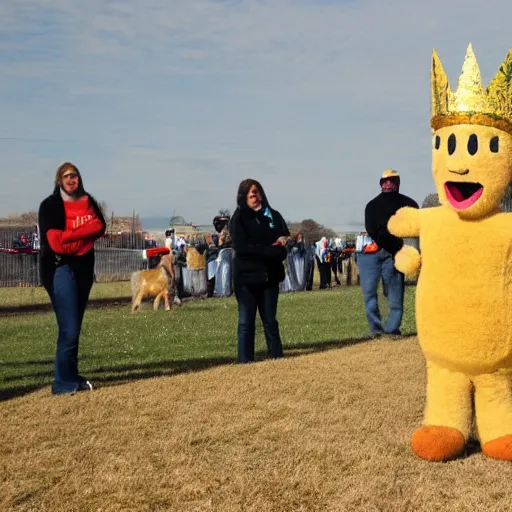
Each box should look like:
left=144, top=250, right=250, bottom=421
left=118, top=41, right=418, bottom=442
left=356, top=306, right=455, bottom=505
left=411, top=425, right=465, bottom=462
left=482, top=435, right=512, bottom=460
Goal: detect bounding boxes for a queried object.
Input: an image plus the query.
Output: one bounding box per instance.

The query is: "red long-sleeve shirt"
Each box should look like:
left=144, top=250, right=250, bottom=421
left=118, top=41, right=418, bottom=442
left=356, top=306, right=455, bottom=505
left=47, top=197, right=104, bottom=256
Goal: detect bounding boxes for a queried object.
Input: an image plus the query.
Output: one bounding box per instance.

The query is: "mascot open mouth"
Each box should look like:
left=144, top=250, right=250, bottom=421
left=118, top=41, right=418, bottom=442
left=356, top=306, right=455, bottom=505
left=444, top=181, right=483, bottom=209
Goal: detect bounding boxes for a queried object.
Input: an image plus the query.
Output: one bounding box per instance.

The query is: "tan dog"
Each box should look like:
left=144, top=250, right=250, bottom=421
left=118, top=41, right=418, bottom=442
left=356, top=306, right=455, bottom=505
left=131, top=252, right=177, bottom=312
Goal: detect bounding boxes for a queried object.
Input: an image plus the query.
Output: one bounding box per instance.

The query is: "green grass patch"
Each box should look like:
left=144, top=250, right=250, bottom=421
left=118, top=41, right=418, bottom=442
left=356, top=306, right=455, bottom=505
left=0, top=281, right=132, bottom=308
left=0, top=286, right=416, bottom=397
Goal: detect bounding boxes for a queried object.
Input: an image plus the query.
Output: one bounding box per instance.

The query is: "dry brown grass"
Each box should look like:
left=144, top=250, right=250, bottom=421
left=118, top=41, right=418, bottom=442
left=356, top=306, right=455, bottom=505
left=2, top=338, right=511, bottom=512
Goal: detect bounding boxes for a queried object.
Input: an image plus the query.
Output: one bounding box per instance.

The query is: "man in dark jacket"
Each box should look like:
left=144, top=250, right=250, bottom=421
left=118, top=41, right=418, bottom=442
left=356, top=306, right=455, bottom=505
left=358, top=170, right=419, bottom=336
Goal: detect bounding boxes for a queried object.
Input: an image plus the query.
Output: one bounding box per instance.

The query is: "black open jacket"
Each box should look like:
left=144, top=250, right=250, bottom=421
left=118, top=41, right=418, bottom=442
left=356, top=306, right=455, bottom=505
left=38, top=192, right=106, bottom=287
left=229, top=204, right=289, bottom=286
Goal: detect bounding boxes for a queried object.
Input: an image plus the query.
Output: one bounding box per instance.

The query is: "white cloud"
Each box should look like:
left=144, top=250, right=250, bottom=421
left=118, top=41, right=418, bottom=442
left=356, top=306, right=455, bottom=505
left=0, top=0, right=511, bottom=231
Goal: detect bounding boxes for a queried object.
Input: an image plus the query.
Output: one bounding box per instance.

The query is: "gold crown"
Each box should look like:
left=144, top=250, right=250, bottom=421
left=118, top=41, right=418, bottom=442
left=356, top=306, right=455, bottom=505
left=431, top=43, right=512, bottom=135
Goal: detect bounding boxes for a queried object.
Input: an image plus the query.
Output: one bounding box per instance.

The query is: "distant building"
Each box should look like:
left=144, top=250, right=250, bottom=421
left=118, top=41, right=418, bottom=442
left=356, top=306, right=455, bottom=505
left=170, top=224, right=201, bottom=237
left=105, top=216, right=143, bottom=233
left=169, top=223, right=214, bottom=237
left=195, top=224, right=215, bottom=233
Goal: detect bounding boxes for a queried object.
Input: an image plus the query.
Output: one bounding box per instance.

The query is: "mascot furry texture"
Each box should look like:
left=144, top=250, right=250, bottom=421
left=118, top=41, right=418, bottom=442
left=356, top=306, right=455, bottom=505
left=388, top=44, right=512, bottom=462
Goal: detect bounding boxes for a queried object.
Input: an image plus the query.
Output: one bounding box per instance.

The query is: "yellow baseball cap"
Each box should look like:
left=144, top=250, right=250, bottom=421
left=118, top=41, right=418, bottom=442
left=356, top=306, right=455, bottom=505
left=381, top=169, right=400, bottom=179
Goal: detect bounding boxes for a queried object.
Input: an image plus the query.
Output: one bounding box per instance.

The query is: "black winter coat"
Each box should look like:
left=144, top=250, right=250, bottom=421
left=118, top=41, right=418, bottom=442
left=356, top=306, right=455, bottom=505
left=364, top=192, right=418, bottom=255
left=229, top=204, right=290, bottom=286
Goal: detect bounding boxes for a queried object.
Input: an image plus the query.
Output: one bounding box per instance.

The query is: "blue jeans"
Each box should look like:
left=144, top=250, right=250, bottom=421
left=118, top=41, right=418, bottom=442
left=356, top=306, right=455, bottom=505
left=44, top=265, right=93, bottom=394
left=235, top=283, right=284, bottom=363
left=357, top=251, right=405, bottom=335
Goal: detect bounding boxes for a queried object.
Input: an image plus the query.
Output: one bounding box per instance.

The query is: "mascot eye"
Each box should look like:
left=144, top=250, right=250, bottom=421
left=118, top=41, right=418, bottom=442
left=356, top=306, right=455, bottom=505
left=448, top=134, right=456, bottom=155
left=434, top=135, right=441, bottom=150
left=467, top=134, right=478, bottom=155
left=490, top=136, right=499, bottom=153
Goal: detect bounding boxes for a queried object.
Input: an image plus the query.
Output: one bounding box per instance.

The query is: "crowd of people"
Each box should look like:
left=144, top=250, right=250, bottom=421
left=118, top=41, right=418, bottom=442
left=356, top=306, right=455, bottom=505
left=38, top=162, right=418, bottom=394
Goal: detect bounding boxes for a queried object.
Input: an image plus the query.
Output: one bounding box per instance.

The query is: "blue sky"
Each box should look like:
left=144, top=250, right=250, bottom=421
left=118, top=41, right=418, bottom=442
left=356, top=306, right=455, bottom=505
left=1, top=0, right=511, bottom=232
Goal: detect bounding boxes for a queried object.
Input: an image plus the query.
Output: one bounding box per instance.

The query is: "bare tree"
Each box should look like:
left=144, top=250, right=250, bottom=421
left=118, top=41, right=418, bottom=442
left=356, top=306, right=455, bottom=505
left=0, top=210, right=38, bottom=225
left=169, top=215, right=188, bottom=225
left=298, top=219, right=337, bottom=245
left=19, top=211, right=39, bottom=225
left=98, top=201, right=108, bottom=218
left=218, top=209, right=231, bottom=217
left=501, top=183, right=512, bottom=212
left=422, top=193, right=440, bottom=208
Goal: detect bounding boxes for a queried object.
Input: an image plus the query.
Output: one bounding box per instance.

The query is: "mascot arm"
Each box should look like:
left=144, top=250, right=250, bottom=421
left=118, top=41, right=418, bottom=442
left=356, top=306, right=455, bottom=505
left=387, top=206, right=421, bottom=238
left=388, top=208, right=422, bottom=276
left=394, top=245, right=421, bottom=276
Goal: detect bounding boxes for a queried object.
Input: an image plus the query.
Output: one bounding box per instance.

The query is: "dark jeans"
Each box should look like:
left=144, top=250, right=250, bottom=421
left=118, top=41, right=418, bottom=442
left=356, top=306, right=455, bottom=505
left=357, top=250, right=405, bottom=335
left=305, top=249, right=315, bottom=291
left=234, top=283, right=284, bottom=363
left=207, top=277, right=215, bottom=298
left=316, top=256, right=332, bottom=289
left=331, top=255, right=341, bottom=285
left=44, top=264, right=93, bottom=394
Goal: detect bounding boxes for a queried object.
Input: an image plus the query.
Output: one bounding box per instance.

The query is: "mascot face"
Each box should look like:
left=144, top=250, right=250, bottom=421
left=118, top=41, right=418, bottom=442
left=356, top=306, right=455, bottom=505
left=432, top=124, right=512, bottom=219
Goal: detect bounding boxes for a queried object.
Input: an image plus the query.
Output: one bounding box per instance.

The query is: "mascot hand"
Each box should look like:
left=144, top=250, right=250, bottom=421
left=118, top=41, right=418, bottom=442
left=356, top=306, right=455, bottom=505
left=394, top=245, right=421, bottom=276
left=388, top=207, right=420, bottom=238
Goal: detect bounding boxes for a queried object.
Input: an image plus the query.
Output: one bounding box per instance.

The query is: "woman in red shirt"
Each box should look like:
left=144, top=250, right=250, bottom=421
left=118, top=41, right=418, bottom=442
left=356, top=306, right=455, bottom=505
left=38, top=162, right=106, bottom=394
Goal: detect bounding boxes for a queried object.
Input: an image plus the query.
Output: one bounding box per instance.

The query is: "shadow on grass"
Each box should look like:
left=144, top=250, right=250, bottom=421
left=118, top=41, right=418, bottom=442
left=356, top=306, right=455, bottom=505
left=0, top=359, right=54, bottom=367
left=89, top=355, right=236, bottom=386
left=285, top=333, right=416, bottom=354
left=0, top=296, right=220, bottom=317
left=0, top=334, right=417, bottom=402
left=0, top=297, right=132, bottom=316
left=0, top=383, right=49, bottom=401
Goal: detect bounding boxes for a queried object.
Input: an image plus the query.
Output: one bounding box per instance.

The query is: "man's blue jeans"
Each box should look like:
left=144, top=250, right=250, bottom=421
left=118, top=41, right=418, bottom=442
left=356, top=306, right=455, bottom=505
left=45, top=264, right=93, bottom=394
left=357, top=250, right=405, bottom=335
left=234, top=283, right=284, bottom=363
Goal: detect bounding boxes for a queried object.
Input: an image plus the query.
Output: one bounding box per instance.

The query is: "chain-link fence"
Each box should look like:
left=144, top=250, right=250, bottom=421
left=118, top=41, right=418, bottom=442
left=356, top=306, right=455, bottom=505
left=0, top=251, right=40, bottom=287
left=0, top=226, right=39, bottom=251
left=94, top=249, right=144, bottom=283
left=0, top=226, right=40, bottom=287
left=0, top=228, right=145, bottom=287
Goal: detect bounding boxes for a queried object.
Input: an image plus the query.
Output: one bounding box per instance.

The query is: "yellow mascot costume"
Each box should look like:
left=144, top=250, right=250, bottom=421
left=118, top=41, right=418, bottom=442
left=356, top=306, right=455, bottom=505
left=388, top=43, right=512, bottom=462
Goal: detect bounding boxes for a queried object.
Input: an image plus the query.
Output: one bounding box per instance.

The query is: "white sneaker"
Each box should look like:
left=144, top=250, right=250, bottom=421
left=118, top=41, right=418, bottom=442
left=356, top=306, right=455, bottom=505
left=77, top=378, right=93, bottom=391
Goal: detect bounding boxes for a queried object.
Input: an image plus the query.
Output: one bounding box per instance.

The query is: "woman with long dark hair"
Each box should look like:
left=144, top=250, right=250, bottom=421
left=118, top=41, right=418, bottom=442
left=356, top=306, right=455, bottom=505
left=229, top=179, right=290, bottom=363
left=38, top=162, right=106, bottom=394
